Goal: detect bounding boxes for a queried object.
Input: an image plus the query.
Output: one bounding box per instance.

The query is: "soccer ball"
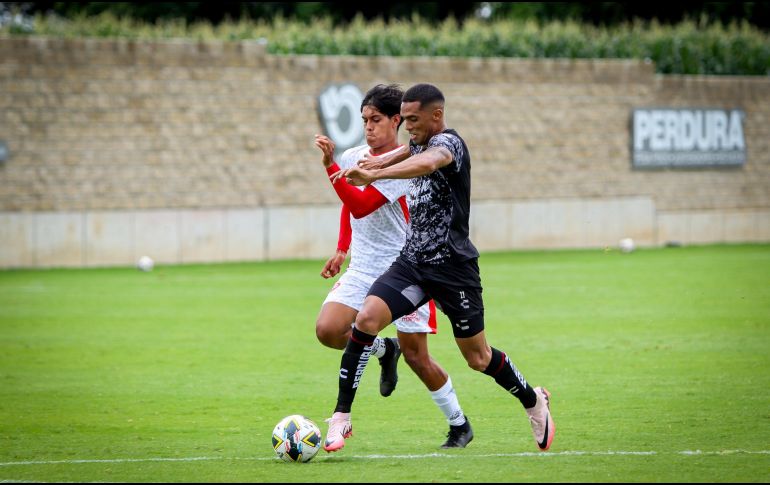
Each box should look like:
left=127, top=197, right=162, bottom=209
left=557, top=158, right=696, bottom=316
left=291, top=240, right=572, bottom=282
left=137, top=255, right=154, bottom=272
left=619, top=238, right=636, bottom=253
left=271, top=415, right=322, bottom=463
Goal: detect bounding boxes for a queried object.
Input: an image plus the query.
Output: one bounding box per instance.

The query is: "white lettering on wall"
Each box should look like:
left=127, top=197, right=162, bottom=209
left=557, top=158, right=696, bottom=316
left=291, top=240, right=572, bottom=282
left=632, top=108, right=746, bottom=167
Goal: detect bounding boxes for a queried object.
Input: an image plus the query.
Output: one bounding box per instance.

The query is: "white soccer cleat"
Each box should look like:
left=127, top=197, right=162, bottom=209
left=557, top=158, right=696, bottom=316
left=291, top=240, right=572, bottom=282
left=323, top=412, right=353, bottom=452
left=526, top=387, right=555, bottom=451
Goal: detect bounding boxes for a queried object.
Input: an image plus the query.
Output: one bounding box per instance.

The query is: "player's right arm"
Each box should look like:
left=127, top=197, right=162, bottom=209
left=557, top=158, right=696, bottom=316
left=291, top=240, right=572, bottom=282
left=332, top=146, right=453, bottom=186
left=356, top=145, right=410, bottom=170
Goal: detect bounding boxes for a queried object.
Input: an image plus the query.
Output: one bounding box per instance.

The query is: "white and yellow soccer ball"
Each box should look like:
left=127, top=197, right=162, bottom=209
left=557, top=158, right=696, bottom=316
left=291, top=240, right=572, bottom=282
left=271, top=415, right=322, bottom=463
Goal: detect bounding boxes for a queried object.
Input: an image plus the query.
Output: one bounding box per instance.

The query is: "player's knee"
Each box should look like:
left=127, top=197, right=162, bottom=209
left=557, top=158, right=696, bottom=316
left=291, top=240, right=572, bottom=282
left=314, top=323, right=334, bottom=348
left=465, top=352, right=490, bottom=372
left=315, top=319, right=348, bottom=350
left=354, top=306, right=387, bottom=335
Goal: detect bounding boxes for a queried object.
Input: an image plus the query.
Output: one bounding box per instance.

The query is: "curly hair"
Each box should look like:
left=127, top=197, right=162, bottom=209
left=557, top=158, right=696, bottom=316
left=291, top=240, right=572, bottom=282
left=361, top=83, right=404, bottom=119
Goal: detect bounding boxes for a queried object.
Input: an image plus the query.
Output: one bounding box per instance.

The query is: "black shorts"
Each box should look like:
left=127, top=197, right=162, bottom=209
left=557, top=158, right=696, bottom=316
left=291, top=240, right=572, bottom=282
left=368, top=255, right=485, bottom=338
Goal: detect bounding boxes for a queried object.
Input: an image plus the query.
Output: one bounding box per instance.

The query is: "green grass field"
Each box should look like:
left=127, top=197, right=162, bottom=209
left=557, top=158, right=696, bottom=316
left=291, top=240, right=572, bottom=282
left=1, top=244, right=768, bottom=482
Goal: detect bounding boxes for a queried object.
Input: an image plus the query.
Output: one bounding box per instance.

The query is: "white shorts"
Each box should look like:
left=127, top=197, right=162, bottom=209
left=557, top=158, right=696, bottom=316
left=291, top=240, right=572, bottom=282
left=323, top=270, right=437, bottom=334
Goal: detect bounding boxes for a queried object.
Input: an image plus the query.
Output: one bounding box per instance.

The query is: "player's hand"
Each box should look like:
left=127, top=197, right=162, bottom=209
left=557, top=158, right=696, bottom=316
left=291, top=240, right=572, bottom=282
left=330, top=166, right=373, bottom=186
left=356, top=152, right=386, bottom=170
left=320, top=250, right=346, bottom=279
left=314, top=134, right=336, bottom=168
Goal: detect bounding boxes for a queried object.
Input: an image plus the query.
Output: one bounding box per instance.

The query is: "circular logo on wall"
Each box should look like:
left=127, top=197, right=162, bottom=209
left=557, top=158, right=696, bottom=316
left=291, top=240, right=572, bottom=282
left=317, top=84, right=365, bottom=155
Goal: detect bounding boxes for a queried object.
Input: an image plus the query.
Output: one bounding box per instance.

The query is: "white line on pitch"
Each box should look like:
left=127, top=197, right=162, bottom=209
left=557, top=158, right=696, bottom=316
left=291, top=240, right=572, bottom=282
left=1, top=450, right=768, bottom=467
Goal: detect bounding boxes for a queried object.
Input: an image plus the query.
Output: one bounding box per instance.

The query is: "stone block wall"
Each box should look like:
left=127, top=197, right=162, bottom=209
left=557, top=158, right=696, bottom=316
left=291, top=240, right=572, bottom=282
left=1, top=37, right=768, bottom=267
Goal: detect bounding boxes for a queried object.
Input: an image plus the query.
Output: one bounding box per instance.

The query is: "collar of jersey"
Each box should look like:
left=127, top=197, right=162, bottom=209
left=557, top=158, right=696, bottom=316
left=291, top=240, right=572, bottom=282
left=369, top=144, right=404, bottom=157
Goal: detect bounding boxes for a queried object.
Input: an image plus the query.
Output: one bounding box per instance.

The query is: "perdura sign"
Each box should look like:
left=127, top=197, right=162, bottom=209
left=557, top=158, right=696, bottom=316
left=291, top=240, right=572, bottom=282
left=632, top=108, right=746, bottom=168
left=317, top=83, right=365, bottom=156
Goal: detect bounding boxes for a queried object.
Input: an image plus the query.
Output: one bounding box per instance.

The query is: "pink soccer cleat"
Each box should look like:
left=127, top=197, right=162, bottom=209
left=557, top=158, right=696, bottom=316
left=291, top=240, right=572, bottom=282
left=526, top=387, right=555, bottom=451
left=323, top=412, right=353, bottom=452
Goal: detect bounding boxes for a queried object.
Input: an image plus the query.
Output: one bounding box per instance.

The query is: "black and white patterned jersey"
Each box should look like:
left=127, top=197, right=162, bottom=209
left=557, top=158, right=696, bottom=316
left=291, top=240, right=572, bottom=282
left=401, top=129, right=479, bottom=264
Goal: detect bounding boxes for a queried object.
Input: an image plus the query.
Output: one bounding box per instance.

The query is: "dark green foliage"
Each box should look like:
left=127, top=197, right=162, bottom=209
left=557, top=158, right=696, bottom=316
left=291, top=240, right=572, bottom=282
left=2, top=11, right=768, bottom=75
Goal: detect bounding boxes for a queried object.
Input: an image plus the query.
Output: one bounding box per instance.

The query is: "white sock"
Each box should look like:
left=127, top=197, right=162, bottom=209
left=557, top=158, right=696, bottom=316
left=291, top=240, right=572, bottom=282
left=429, top=376, right=466, bottom=427
left=370, top=336, right=387, bottom=359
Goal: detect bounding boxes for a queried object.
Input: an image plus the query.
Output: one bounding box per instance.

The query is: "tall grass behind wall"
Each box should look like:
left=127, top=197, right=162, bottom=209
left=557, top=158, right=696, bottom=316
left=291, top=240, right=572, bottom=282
left=3, top=13, right=769, bottom=75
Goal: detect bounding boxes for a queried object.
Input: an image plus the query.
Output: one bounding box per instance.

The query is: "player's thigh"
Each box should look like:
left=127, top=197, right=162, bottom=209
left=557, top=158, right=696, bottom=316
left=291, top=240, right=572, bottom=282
left=355, top=294, right=395, bottom=335
left=367, top=258, right=429, bottom=323
left=319, top=271, right=371, bottom=344
left=428, top=282, right=485, bottom=339
left=367, top=278, right=429, bottom=327
left=316, top=301, right=358, bottom=335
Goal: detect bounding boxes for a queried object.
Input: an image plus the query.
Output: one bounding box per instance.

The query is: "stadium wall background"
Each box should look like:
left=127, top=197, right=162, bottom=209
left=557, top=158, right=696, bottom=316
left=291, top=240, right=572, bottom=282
left=1, top=37, right=768, bottom=268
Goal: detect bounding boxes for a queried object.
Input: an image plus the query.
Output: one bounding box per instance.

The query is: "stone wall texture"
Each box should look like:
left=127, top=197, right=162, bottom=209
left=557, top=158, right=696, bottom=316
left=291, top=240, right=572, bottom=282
left=1, top=37, right=768, bottom=267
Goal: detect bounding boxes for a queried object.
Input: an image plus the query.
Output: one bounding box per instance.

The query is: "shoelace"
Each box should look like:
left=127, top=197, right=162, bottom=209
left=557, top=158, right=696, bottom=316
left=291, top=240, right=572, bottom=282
left=324, top=417, right=350, bottom=436
left=445, top=424, right=468, bottom=441
left=527, top=405, right=545, bottom=425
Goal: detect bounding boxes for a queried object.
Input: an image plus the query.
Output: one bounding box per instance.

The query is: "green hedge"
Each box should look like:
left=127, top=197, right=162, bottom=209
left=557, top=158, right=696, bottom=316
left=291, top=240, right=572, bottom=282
left=4, top=13, right=769, bottom=75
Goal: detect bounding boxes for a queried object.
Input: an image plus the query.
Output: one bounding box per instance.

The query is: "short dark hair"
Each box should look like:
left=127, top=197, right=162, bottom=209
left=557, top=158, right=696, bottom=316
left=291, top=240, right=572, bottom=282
left=402, top=83, right=445, bottom=108
left=361, top=84, right=403, bottom=118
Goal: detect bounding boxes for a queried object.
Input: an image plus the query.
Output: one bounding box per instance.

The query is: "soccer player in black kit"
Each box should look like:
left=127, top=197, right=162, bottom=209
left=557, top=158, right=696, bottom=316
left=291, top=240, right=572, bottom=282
left=324, top=83, right=555, bottom=453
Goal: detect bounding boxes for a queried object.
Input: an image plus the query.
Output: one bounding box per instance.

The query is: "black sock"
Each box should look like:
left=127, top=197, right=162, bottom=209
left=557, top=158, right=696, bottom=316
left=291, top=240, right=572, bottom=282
left=483, top=347, right=537, bottom=408
left=334, top=326, right=377, bottom=413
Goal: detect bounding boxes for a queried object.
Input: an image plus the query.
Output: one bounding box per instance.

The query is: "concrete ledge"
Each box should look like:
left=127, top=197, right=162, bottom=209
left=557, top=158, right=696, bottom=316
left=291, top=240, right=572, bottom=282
left=266, top=206, right=338, bottom=260
left=471, top=197, right=655, bottom=251
left=226, top=209, right=266, bottom=262
left=35, top=212, right=84, bottom=267
left=0, top=206, right=303, bottom=268
left=656, top=209, right=770, bottom=245
left=85, top=211, right=133, bottom=266
left=0, top=212, right=36, bottom=266
left=134, top=210, right=180, bottom=263
left=1, top=202, right=768, bottom=268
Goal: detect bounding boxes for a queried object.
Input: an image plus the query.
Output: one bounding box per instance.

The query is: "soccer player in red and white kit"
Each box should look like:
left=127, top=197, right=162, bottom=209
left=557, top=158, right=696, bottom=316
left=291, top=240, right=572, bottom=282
left=314, top=84, right=473, bottom=451
left=327, top=83, right=555, bottom=453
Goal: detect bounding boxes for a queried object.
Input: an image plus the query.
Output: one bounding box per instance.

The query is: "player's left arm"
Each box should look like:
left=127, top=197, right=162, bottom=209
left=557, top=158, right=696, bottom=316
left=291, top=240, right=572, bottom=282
left=321, top=204, right=351, bottom=279
left=332, top=146, right=453, bottom=186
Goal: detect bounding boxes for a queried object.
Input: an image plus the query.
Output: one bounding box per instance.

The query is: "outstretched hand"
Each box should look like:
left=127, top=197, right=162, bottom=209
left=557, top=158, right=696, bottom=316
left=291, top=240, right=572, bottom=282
left=356, top=152, right=386, bottom=170
left=314, top=134, right=336, bottom=168
left=329, top=166, right=374, bottom=186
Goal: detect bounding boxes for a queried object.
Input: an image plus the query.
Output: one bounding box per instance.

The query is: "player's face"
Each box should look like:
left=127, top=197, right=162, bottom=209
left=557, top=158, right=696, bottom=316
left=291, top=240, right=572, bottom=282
left=401, top=101, right=437, bottom=146
left=361, top=105, right=399, bottom=152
